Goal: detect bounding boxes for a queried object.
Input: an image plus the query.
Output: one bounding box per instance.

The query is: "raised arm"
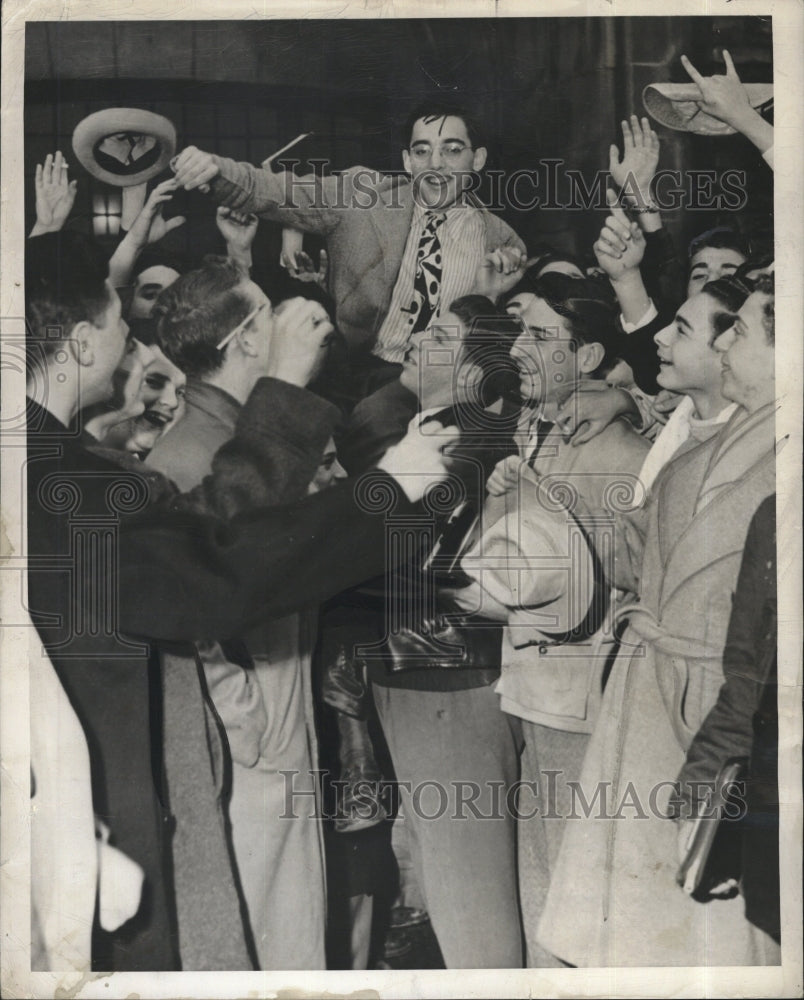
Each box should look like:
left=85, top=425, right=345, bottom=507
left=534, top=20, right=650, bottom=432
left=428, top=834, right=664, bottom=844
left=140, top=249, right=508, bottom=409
left=681, top=50, right=773, bottom=165
left=108, top=179, right=186, bottom=288
left=29, top=152, right=78, bottom=237
left=172, top=145, right=349, bottom=236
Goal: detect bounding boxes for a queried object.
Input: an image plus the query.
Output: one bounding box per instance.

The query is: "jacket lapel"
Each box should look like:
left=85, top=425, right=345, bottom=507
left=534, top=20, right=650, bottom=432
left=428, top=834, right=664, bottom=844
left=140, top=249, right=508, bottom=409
left=367, top=178, right=415, bottom=291
left=657, top=409, right=776, bottom=611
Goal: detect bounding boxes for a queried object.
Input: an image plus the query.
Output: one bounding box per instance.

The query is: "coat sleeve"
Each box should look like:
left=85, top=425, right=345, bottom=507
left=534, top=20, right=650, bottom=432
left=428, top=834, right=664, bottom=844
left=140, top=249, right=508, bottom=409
left=116, top=378, right=416, bottom=640
left=209, top=156, right=371, bottom=237
left=672, top=497, right=777, bottom=815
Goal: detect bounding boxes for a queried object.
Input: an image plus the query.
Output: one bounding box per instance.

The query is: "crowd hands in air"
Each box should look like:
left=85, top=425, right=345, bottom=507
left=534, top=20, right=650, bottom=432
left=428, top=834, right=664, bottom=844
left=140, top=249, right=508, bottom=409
left=26, top=47, right=780, bottom=974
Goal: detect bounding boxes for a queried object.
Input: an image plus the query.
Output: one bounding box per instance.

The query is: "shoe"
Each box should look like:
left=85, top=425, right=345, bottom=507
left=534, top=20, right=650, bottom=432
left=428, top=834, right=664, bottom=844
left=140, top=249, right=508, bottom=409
left=390, top=905, right=429, bottom=929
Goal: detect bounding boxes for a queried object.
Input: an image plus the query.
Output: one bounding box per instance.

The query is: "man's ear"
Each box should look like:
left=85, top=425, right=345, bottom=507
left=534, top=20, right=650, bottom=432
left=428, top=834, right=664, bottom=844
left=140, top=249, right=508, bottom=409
left=70, top=322, right=95, bottom=368
left=402, top=148, right=412, bottom=175
left=578, top=341, right=605, bottom=375
left=237, top=326, right=260, bottom=358
left=472, top=146, right=488, bottom=172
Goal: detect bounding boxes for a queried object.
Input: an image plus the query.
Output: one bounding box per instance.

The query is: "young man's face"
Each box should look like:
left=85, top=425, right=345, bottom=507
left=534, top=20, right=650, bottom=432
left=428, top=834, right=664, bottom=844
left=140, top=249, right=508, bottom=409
left=403, top=115, right=487, bottom=209
left=714, top=291, right=775, bottom=412
left=129, top=265, right=181, bottom=320
left=686, top=246, right=746, bottom=297
left=308, top=437, right=347, bottom=494
left=654, top=292, right=725, bottom=398
left=399, top=310, right=468, bottom=406
left=506, top=293, right=580, bottom=407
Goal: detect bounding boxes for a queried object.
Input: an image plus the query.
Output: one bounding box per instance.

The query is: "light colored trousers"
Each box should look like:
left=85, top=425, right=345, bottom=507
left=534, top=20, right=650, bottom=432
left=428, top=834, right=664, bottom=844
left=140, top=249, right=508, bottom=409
left=373, top=681, right=524, bottom=968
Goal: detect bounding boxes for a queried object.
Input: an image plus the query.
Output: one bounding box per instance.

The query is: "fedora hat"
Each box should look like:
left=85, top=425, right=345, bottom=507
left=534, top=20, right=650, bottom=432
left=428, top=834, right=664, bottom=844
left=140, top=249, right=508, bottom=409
left=72, top=108, right=176, bottom=186
left=642, top=82, right=773, bottom=135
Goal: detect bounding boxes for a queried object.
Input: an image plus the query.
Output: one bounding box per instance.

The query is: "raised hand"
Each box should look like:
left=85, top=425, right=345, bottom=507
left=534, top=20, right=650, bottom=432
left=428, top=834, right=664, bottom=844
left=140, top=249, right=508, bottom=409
left=171, top=145, right=220, bottom=191
left=31, top=151, right=78, bottom=236
left=216, top=206, right=259, bottom=254
left=593, top=189, right=646, bottom=280
left=83, top=340, right=152, bottom=443
left=555, top=379, right=639, bottom=446
left=474, top=246, right=530, bottom=301
left=266, top=296, right=334, bottom=387
left=680, top=50, right=753, bottom=132
left=128, top=178, right=186, bottom=245
left=280, top=248, right=330, bottom=286
left=608, top=115, right=660, bottom=208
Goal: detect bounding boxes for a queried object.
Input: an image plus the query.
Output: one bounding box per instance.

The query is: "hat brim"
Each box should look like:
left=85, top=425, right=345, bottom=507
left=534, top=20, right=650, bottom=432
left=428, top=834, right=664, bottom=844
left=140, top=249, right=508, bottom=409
left=72, top=108, right=177, bottom=187
left=642, top=83, right=773, bottom=136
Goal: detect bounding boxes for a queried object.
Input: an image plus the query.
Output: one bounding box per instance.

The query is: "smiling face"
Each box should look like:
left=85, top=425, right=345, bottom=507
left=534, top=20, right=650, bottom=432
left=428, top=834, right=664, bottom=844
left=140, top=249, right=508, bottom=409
left=713, top=291, right=775, bottom=412
left=687, top=246, right=746, bottom=297
left=399, top=310, right=471, bottom=407
left=653, top=292, right=727, bottom=400
left=506, top=292, right=581, bottom=407
left=129, top=265, right=181, bottom=320
left=402, top=115, right=487, bottom=209
left=308, top=437, right=347, bottom=494
left=103, top=343, right=186, bottom=455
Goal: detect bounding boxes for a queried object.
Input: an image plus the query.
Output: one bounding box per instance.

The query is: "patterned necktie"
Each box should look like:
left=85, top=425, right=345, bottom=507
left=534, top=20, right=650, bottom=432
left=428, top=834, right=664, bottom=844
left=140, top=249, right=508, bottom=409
left=410, top=210, right=447, bottom=334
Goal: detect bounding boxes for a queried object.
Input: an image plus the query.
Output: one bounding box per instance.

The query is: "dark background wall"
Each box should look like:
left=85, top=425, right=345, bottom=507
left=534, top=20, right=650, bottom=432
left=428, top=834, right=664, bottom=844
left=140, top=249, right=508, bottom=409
left=24, top=17, right=773, bottom=275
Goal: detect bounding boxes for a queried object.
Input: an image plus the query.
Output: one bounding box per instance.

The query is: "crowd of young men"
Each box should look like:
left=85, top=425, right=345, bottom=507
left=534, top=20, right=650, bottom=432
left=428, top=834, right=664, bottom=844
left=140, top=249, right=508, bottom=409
left=26, top=52, right=781, bottom=973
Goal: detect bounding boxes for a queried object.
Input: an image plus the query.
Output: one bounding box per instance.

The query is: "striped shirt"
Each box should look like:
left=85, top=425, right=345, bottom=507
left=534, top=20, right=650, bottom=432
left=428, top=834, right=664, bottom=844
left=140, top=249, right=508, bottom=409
left=373, top=201, right=487, bottom=364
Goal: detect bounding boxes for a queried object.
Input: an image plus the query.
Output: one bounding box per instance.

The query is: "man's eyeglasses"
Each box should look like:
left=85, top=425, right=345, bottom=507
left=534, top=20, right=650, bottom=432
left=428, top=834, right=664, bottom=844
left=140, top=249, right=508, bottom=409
left=408, top=142, right=472, bottom=165
left=216, top=301, right=269, bottom=351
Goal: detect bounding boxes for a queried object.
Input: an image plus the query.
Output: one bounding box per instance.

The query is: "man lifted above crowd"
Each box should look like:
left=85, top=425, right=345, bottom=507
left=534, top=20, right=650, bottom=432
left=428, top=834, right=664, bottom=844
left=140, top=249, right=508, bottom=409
left=171, top=100, right=526, bottom=403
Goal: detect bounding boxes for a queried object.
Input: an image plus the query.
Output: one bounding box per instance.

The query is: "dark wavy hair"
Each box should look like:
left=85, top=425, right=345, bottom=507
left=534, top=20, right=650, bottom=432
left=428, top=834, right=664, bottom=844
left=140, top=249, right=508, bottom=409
left=402, top=100, right=485, bottom=150
left=504, top=271, right=625, bottom=378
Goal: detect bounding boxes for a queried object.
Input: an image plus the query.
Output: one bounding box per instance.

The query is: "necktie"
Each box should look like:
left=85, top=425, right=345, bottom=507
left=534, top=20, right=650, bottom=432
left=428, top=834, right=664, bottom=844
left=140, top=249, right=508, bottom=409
left=527, top=420, right=555, bottom=468
left=410, top=211, right=447, bottom=334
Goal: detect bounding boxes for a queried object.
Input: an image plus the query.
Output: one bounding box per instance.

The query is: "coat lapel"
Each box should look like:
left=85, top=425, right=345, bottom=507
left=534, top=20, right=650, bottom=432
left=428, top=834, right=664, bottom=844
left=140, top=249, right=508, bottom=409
left=657, top=408, right=776, bottom=612
left=367, top=178, right=415, bottom=291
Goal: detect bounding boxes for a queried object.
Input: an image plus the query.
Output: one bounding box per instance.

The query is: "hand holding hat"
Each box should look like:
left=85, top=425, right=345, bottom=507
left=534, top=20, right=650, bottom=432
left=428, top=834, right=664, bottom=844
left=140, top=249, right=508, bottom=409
left=680, top=50, right=758, bottom=134
left=643, top=50, right=772, bottom=137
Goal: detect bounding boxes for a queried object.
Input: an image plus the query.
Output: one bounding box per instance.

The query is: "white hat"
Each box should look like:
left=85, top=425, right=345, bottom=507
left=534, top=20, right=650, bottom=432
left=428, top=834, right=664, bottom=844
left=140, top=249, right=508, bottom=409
left=642, top=82, right=773, bottom=136
left=72, top=108, right=176, bottom=187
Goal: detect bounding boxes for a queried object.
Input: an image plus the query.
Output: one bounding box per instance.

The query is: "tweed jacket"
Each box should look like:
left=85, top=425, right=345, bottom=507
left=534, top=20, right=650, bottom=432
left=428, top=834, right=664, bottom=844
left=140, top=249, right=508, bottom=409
left=209, top=156, right=526, bottom=353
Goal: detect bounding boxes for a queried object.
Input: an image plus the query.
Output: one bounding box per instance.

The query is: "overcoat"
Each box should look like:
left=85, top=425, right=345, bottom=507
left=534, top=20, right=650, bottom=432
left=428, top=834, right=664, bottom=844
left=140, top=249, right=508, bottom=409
left=538, top=404, right=777, bottom=967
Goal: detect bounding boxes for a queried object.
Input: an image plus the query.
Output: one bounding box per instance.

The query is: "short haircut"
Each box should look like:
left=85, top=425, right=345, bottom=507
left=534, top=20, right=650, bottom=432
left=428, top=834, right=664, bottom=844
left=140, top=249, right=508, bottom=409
left=505, top=271, right=625, bottom=378
left=702, top=276, right=751, bottom=345
left=403, top=100, right=484, bottom=150
left=153, top=256, right=252, bottom=378
left=687, top=226, right=751, bottom=263
left=449, top=294, right=522, bottom=404
left=526, top=243, right=588, bottom=279
left=25, top=231, right=113, bottom=378
left=753, top=271, right=775, bottom=344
